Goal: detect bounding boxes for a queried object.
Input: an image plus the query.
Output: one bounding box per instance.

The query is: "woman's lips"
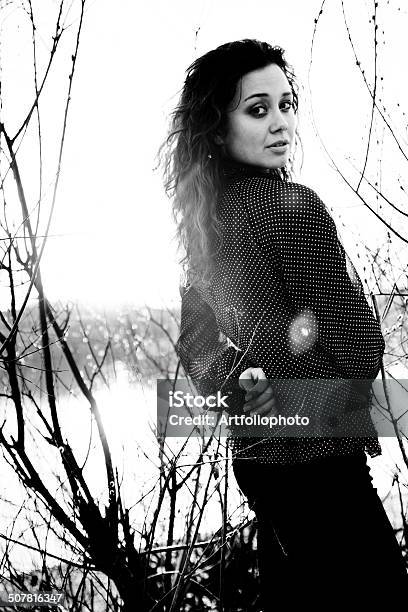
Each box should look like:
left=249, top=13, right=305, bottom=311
left=267, top=143, right=289, bottom=153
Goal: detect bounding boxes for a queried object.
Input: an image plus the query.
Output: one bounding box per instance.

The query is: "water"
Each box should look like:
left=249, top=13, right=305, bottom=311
left=0, top=366, right=406, bottom=573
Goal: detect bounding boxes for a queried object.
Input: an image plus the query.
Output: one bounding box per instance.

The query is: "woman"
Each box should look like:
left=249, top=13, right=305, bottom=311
left=162, top=39, right=407, bottom=609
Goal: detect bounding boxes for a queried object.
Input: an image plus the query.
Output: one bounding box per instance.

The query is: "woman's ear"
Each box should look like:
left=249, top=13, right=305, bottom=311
left=214, top=134, right=224, bottom=145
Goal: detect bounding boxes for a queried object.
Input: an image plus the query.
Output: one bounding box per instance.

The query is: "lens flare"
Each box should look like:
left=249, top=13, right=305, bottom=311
left=288, top=309, right=318, bottom=355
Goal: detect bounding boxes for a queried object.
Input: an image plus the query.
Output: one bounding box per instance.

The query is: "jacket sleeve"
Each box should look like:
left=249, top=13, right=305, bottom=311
left=175, top=282, right=257, bottom=413
left=240, top=179, right=385, bottom=381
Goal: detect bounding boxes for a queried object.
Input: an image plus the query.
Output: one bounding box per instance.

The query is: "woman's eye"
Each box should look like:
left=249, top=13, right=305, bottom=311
left=280, top=100, right=294, bottom=112
left=250, top=105, right=268, bottom=117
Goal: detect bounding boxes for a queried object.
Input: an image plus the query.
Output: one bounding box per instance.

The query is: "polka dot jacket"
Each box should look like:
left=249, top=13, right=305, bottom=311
left=175, top=161, right=385, bottom=464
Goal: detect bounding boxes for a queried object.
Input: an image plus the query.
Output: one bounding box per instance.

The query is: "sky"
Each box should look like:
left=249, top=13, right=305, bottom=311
left=1, top=0, right=407, bottom=310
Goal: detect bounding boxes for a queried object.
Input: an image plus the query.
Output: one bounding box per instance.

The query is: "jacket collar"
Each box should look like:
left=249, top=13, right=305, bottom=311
left=220, top=157, right=282, bottom=182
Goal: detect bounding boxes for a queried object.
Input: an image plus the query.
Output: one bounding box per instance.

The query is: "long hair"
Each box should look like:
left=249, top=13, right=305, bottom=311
left=160, top=39, right=300, bottom=288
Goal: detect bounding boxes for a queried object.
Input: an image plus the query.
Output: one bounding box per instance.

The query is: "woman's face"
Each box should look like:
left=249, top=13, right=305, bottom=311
left=220, top=63, right=296, bottom=170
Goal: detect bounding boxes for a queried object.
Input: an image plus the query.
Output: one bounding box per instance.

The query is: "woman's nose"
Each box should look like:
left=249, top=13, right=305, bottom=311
left=268, top=109, right=288, bottom=133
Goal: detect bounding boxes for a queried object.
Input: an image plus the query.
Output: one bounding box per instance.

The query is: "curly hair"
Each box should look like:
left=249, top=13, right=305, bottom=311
left=160, top=39, right=300, bottom=288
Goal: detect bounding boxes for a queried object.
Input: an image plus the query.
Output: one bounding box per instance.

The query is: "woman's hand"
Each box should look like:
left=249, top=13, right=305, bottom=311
left=238, top=367, right=278, bottom=416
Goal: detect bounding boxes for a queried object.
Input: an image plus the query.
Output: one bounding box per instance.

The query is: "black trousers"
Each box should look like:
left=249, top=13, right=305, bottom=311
left=233, top=452, right=408, bottom=609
